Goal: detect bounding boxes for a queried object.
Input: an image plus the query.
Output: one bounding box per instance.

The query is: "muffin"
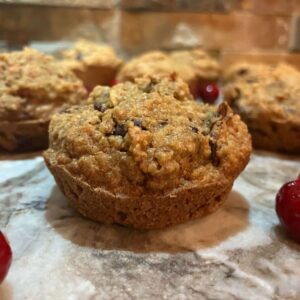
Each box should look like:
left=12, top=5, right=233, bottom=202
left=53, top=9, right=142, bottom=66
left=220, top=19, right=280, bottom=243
left=0, top=48, right=86, bottom=152
left=44, top=76, right=251, bottom=229
left=117, top=49, right=221, bottom=97
left=61, top=40, right=123, bottom=90
left=224, top=63, right=300, bottom=153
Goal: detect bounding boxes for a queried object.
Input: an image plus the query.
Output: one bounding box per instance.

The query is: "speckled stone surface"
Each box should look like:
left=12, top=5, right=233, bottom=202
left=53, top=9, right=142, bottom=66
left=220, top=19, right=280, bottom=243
left=0, top=151, right=299, bottom=300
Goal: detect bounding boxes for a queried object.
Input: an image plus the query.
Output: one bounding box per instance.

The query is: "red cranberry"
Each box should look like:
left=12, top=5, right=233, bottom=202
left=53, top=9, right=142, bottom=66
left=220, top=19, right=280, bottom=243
left=111, top=79, right=118, bottom=86
left=197, top=83, right=219, bottom=104
left=276, top=175, right=300, bottom=242
left=0, top=231, right=12, bottom=284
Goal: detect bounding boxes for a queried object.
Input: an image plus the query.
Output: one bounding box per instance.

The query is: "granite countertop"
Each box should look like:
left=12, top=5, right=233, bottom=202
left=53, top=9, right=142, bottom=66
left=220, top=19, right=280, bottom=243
left=0, top=151, right=299, bottom=300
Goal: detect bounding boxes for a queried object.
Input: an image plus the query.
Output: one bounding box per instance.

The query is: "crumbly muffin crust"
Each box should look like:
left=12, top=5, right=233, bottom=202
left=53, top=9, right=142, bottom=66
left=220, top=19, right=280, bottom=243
left=61, top=40, right=123, bottom=88
left=223, top=62, right=267, bottom=84
left=0, top=48, right=86, bottom=151
left=44, top=76, right=251, bottom=229
left=224, top=63, right=300, bottom=153
left=170, top=49, right=221, bottom=82
left=117, top=49, right=220, bottom=87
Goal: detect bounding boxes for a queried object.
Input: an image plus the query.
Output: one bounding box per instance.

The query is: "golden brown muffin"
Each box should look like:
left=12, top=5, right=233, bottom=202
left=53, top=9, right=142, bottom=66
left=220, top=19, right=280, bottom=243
left=224, top=63, right=300, bottom=153
left=117, top=49, right=220, bottom=97
left=222, top=62, right=268, bottom=84
left=61, top=40, right=123, bottom=90
left=44, top=76, right=251, bottom=229
left=0, top=48, right=87, bottom=152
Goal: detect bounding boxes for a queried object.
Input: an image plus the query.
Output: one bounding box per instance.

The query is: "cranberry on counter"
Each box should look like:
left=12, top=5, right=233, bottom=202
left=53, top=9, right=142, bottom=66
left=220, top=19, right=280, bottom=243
left=0, top=231, right=12, bottom=284
left=276, top=175, right=300, bottom=242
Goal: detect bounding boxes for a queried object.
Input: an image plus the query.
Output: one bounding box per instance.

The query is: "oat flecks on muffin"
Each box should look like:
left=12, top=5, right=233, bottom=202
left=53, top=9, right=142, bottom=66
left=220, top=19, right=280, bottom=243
left=44, top=76, right=251, bottom=229
left=224, top=63, right=300, bottom=153
left=0, top=47, right=86, bottom=151
left=61, top=40, right=123, bottom=88
left=117, top=49, right=220, bottom=90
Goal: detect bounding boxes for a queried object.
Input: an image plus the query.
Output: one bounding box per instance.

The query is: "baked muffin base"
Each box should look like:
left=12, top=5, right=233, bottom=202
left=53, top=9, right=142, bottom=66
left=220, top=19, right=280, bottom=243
left=0, top=119, right=49, bottom=152
left=44, top=150, right=232, bottom=230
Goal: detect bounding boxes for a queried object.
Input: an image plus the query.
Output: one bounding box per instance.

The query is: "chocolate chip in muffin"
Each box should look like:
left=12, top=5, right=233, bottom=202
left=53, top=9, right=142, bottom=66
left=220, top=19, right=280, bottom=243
left=94, top=102, right=107, bottom=113
left=133, top=119, right=142, bottom=127
left=237, top=68, right=248, bottom=76
left=191, top=126, right=199, bottom=133
left=114, top=124, right=127, bottom=137
left=160, top=120, right=168, bottom=127
left=133, top=119, right=148, bottom=131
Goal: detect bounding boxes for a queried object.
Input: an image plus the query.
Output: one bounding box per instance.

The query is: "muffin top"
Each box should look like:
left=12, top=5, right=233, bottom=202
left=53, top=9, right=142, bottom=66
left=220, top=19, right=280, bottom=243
left=223, top=62, right=269, bottom=84
left=117, top=49, right=220, bottom=83
left=170, top=49, right=221, bottom=82
left=0, top=48, right=86, bottom=122
left=61, top=39, right=123, bottom=71
left=224, top=63, right=300, bottom=124
left=46, top=76, right=250, bottom=196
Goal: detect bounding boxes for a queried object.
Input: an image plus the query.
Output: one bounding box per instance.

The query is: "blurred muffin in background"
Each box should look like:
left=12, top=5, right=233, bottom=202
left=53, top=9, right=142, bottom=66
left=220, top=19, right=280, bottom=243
left=224, top=62, right=300, bottom=153
left=117, top=48, right=221, bottom=98
left=222, top=62, right=268, bottom=84
left=61, top=40, right=123, bottom=91
left=0, top=47, right=86, bottom=152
